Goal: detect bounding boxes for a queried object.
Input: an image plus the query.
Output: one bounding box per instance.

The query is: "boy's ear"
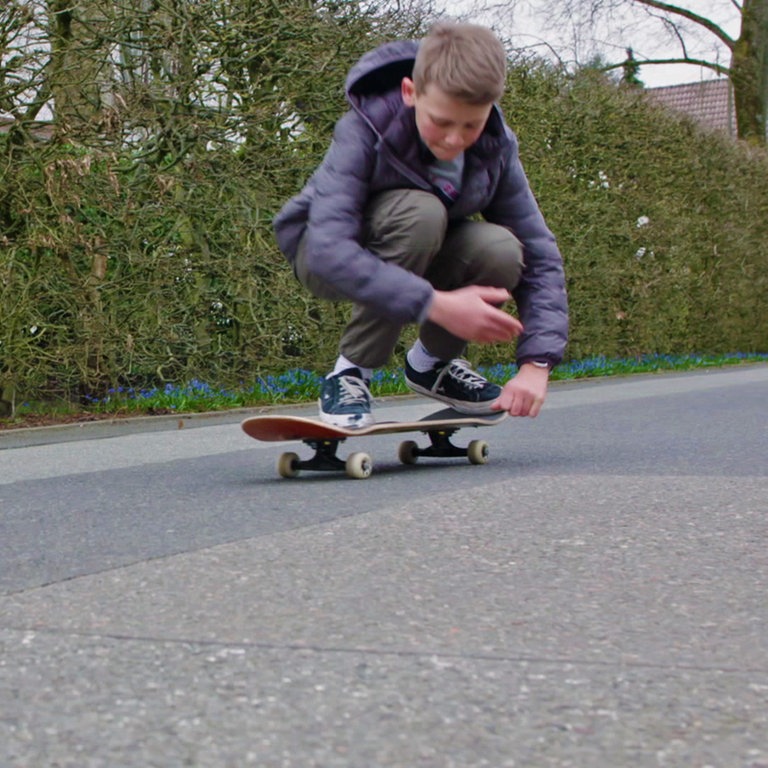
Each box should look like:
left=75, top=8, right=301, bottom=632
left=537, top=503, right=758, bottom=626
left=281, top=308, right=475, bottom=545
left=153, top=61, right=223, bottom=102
left=401, top=77, right=416, bottom=107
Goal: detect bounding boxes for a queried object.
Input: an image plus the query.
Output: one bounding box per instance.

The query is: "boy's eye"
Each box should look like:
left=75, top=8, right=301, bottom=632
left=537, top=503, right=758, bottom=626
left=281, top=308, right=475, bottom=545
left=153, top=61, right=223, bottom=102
left=432, top=117, right=481, bottom=131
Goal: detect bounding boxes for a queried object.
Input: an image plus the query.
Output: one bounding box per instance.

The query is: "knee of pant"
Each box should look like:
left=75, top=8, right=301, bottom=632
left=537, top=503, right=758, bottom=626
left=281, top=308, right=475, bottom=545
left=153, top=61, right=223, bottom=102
left=398, top=194, right=448, bottom=257
left=372, top=190, right=448, bottom=254
left=412, top=192, right=449, bottom=243
left=479, top=230, right=524, bottom=288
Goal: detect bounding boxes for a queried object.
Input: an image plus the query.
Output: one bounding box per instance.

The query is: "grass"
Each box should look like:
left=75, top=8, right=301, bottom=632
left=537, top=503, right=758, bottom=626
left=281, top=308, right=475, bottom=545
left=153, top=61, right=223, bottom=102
left=3, top=351, right=767, bottom=428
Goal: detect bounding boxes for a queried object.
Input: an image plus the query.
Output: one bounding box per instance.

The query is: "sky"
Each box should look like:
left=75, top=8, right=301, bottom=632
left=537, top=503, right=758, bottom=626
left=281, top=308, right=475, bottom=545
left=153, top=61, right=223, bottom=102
left=462, top=0, right=741, bottom=88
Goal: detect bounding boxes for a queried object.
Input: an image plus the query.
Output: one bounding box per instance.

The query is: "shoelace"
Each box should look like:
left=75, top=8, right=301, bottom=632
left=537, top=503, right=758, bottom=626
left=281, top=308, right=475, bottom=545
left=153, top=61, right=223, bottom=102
left=337, top=375, right=371, bottom=406
left=436, top=360, right=487, bottom=391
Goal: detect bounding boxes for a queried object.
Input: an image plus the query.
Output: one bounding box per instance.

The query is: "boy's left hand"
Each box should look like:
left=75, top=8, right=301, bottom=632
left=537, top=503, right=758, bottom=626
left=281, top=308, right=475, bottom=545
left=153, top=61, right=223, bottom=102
left=491, top=363, right=550, bottom=418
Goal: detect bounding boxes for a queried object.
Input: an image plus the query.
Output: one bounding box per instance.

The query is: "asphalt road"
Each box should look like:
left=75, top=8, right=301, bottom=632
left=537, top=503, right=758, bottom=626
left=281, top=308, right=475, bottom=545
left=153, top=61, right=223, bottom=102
left=1, top=365, right=767, bottom=767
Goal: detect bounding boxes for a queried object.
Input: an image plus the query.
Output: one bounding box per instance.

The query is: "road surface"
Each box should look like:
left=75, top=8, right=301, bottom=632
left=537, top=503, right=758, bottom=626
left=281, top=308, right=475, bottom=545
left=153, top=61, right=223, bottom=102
left=1, top=366, right=766, bottom=766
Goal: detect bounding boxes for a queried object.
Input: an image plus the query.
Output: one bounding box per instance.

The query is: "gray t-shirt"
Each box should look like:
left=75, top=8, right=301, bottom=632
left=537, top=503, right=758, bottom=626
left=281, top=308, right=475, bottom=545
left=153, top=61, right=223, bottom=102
left=427, top=152, right=464, bottom=204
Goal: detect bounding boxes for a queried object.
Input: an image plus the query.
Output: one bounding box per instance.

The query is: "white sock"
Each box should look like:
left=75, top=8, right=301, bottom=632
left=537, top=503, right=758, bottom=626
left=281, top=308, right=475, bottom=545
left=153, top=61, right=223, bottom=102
left=329, top=355, right=372, bottom=382
left=406, top=340, right=443, bottom=373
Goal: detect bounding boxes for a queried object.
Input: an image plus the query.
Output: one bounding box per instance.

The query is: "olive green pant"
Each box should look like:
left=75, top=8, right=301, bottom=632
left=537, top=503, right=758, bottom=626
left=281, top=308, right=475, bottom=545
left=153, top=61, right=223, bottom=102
left=295, top=189, right=524, bottom=369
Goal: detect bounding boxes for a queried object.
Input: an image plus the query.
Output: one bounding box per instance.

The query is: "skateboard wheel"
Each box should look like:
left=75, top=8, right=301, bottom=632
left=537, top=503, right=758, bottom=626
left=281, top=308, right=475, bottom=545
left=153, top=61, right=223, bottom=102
left=277, top=451, right=301, bottom=478
left=467, top=440, right=489, bottom=465
left=346, top=452, right=373, bottom=479
left=398, top=440, right=419, bottom=465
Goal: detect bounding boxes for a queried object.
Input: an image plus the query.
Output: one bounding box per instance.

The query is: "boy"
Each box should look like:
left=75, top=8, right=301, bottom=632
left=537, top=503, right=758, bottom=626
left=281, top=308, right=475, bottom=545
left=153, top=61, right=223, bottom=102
left=274, top=22, right=568, bottom=428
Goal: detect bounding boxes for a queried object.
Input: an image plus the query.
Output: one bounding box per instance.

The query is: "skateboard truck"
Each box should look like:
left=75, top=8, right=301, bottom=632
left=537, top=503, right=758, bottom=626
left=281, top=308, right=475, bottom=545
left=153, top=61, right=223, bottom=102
left=278, top=438, right=374, bottom=479
left=398, top=427, right=489, bottom=465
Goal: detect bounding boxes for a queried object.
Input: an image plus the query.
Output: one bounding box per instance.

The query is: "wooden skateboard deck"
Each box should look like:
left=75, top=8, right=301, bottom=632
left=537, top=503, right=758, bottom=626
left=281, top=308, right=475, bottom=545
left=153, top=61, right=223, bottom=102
left=241, top=407, right=507, bottom=479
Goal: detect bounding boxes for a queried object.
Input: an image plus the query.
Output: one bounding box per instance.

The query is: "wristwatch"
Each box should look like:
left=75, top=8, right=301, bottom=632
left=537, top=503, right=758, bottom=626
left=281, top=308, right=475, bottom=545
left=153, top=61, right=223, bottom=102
left=529, top=360, right=551, bottom=370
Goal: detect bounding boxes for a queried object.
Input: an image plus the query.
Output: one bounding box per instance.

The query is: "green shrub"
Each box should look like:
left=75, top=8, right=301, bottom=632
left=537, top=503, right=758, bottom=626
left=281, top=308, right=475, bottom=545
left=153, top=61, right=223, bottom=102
left=1, top=33, right=766, bottom=410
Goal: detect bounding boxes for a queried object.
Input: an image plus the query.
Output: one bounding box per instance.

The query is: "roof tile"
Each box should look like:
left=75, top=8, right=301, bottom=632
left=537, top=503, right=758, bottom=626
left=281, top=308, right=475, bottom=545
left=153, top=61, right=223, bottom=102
left=646, top=79, right=736, bottom=137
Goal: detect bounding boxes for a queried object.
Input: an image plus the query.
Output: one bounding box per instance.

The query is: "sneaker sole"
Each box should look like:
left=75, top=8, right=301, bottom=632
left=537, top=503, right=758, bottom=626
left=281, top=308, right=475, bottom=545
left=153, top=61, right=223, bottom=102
left=317, top=401, right=376, bottom=429
left=404, top=379, right=500, bottom=416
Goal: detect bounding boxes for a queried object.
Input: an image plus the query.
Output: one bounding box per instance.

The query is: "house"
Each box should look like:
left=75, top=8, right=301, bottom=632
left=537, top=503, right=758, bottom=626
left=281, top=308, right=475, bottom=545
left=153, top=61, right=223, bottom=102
left=0, top=115, right=54, bottom=140
left=645, top=79, right=736, bottom=138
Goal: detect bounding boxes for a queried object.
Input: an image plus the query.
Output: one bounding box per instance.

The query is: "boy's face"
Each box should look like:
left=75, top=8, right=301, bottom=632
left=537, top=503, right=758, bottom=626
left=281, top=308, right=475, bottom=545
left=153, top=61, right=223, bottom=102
left=401, top=77, right=492, bottom=162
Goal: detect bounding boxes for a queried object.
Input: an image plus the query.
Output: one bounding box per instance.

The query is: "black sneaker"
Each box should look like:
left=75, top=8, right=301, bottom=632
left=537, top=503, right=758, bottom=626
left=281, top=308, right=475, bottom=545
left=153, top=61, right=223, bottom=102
left=405, top=358, right=501, bottom=415
left=319, top=368, right=374, bottom=428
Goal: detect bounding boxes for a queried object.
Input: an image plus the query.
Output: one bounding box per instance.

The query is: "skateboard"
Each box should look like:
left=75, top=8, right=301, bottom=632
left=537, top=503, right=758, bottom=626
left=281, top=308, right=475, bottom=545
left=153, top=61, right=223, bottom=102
left=241, top=407, right=507, bottom=479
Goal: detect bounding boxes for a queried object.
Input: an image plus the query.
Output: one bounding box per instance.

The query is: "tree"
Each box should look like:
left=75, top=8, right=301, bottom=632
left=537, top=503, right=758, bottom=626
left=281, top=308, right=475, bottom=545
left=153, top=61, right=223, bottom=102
left=47, top=0, right=116, bottom=134
left=621, top=46, right=644, bottom=86
left=527, top=1, right=768, bottom=145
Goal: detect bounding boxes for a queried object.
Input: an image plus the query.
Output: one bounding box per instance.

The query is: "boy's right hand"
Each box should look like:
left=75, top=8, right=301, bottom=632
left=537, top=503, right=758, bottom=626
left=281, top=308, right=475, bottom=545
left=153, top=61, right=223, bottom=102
left=428, top=286, right=523, bottom=343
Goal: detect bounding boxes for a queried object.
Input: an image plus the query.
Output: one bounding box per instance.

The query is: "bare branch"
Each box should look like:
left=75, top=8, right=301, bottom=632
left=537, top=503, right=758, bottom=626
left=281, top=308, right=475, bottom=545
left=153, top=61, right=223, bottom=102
left=601, top=55, right=730, bottom=78
left=633, top=0, right=736, bottom=49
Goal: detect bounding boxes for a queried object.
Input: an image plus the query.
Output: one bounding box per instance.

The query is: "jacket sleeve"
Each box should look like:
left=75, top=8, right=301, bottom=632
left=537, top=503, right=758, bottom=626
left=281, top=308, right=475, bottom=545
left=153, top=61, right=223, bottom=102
left=482, top=135, right=569, bottom=367
left=303, top=110, right=434, bottom=324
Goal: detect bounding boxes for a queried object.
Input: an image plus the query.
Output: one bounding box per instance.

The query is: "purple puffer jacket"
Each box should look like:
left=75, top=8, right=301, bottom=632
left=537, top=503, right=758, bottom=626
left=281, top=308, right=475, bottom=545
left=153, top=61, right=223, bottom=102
left=273, top=40, right=568, bottom=367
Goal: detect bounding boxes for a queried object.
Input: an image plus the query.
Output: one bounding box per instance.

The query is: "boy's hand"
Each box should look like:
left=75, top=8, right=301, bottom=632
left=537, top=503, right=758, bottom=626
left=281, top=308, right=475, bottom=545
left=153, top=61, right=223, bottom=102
left=428, top=286, right=522, bottom=343
left=492, top=363, right=549, bottom=418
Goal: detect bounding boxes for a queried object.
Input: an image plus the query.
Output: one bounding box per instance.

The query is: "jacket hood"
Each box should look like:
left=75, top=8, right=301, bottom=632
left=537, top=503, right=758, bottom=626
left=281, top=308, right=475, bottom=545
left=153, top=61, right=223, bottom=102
left=345, top=40, right=418, bottom=102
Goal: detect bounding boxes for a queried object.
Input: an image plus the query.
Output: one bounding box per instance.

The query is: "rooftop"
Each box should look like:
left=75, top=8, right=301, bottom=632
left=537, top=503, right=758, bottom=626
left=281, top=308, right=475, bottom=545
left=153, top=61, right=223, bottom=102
left=645, top=79, right=736, bottom=138
left=0, top=115, right=54, bottom=140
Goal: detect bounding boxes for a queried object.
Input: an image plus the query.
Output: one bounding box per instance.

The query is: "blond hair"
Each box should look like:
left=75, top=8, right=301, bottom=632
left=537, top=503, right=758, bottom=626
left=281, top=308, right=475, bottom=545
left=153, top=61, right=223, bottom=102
left=412, top=22, right=507, bottom=105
